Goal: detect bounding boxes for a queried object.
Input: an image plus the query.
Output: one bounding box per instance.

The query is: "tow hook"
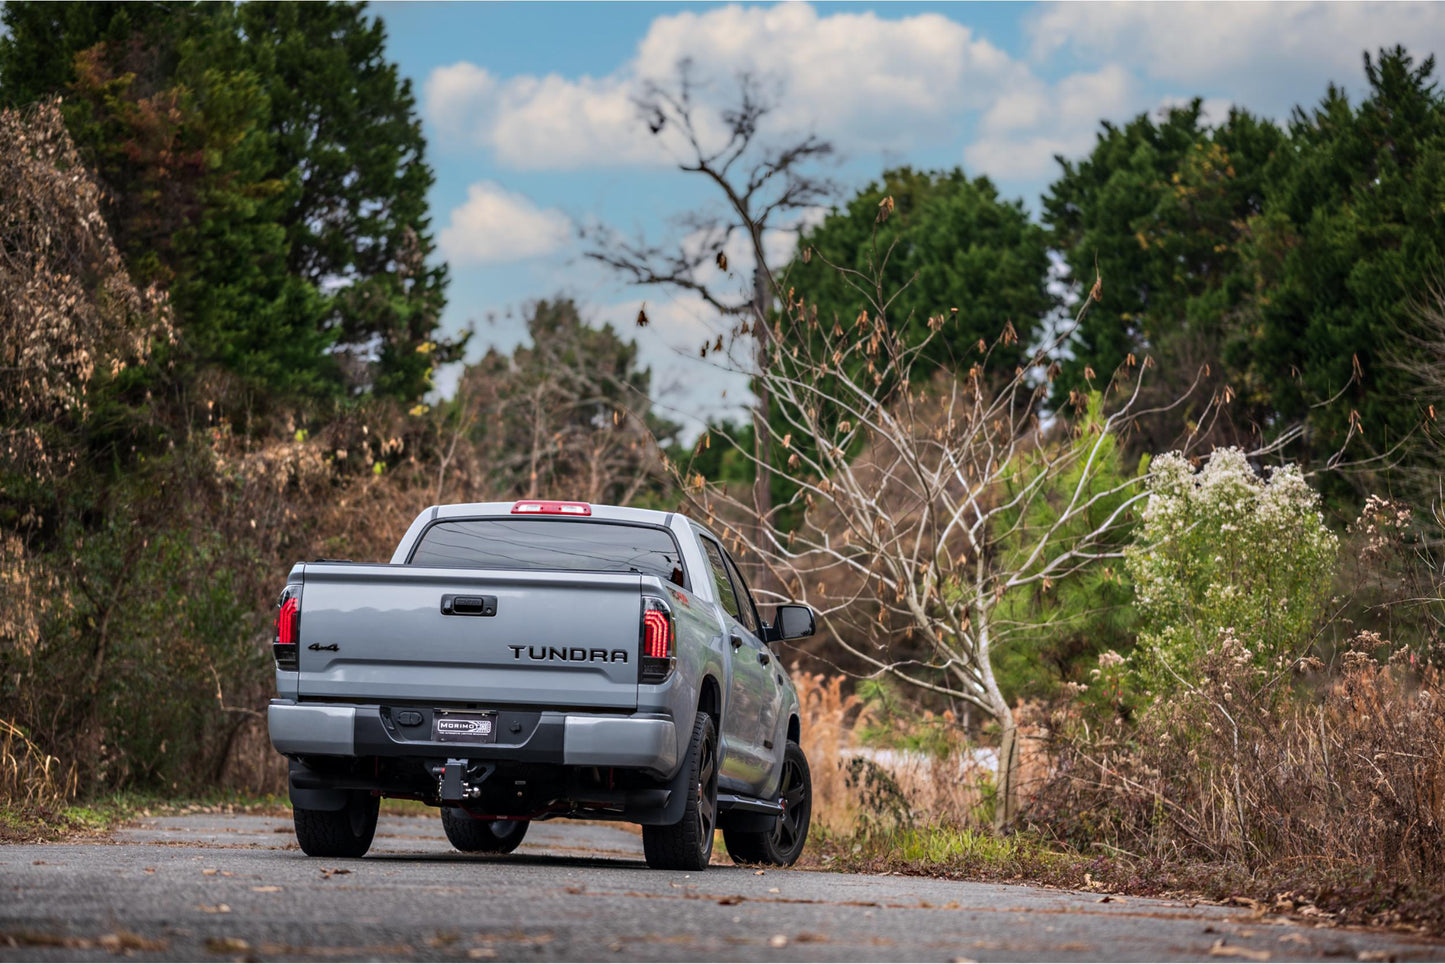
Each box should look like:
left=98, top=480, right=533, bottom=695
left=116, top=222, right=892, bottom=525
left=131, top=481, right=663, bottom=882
left=435, top=759, right=490, bottom=804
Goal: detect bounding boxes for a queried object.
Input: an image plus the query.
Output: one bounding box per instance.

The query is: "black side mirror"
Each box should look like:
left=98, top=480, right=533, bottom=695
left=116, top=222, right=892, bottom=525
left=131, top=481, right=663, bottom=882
left=770, top=604, right=816, bottom=641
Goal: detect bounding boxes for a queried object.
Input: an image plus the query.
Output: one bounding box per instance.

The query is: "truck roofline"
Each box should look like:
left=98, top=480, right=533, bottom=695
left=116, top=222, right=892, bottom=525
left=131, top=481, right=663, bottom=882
left=431, top=501, right=675, bottom=526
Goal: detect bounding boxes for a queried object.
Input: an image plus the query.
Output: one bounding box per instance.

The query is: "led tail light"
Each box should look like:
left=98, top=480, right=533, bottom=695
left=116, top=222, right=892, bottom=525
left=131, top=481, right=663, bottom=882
left=639, top=595, right=675, bottom=684
left=511, top=500, right=591, bottom=515
left=273, top=586, right=301, bottom=671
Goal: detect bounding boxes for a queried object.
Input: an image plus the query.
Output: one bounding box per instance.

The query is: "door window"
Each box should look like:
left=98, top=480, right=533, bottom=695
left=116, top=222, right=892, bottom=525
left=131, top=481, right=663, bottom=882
left=699, top=536, right=742, bottom=621
left=721, top=550, right=761, bottom=637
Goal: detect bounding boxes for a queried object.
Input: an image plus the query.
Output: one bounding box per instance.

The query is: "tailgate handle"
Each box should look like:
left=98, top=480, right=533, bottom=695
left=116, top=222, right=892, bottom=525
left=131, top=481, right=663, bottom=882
left=441, top=594, right=497, bottom=617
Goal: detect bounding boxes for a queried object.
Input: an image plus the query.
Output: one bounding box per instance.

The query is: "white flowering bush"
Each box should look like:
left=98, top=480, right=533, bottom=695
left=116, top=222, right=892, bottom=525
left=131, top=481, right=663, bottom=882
left=1125, top=448, right=1338, bottom=683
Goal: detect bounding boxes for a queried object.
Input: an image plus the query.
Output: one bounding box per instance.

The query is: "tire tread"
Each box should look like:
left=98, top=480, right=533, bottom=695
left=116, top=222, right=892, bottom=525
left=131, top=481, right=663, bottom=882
left=642, top=714, right=716, bottom=871
left=293, top=794, right=378, bottom=858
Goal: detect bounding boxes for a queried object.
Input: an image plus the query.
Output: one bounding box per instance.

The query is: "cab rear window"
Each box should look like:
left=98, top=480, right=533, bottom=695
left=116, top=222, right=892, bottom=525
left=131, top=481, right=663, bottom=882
left=409, top=519, right=686, bottom=587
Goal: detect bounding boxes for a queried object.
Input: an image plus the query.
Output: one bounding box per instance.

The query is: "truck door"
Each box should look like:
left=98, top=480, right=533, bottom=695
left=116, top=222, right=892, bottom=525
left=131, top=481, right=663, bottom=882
left=697, top=534, right=773, bottom=792
left=722, top=548, right=785, bottom=792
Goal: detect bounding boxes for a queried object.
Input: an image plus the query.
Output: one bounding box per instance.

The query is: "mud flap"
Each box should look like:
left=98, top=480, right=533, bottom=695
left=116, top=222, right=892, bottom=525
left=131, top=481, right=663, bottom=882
left=636, top=719, right=699, bottom=827
left=287, top=760, right=351, bottom=811
left=288, top=782, right=350, bottom=812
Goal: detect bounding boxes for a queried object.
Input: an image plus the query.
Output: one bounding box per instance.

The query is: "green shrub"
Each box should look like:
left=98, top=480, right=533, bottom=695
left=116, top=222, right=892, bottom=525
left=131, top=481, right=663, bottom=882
left=1125, top=448, right=1337, bottom=688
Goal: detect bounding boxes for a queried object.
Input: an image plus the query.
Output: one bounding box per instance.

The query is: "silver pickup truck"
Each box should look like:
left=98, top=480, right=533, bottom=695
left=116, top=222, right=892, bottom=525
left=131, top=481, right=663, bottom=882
left=267, top=500, right=816, bottom=871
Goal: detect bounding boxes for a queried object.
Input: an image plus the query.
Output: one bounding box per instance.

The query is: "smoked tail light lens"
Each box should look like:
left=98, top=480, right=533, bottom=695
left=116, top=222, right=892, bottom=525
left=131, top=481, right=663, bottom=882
left=273, top=586, right=301, bottom=671
left=639, top=596, right=675, bottom=684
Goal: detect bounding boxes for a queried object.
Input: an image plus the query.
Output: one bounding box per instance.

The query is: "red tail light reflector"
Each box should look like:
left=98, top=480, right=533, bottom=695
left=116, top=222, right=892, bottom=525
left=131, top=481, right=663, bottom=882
left=277, top=597, right=298, bottom=645
left=639, top=596, right=675, bottom=683
left=273, top=586, right=301, bottom=671
left=643, top=610, right=671, bottom=659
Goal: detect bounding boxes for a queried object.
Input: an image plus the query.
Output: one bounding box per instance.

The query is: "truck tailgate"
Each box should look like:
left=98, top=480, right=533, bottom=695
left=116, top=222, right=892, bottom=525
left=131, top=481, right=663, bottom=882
left=295, top=564, right=642, bottom=708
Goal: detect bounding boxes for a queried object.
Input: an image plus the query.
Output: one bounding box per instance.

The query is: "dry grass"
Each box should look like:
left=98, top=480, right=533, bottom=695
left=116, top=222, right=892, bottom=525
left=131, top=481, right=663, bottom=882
left=793, top=669, right=868, bottom=833
left=1031, top=637, right=1445, bottom=883
left=0, top=718, right=75, bottom=809
left=794, top=669, right=1024, bottom=835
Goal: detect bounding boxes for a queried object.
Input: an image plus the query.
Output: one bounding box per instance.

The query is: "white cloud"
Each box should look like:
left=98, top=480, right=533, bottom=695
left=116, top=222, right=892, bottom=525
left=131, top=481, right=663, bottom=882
left=965, top=64, right=1138, bottom=180
left=1028, top=2, right=1445, bottom=114
left=425, top=2, right=1026, bottom=170
left=438, top=182, right=574, bottom=265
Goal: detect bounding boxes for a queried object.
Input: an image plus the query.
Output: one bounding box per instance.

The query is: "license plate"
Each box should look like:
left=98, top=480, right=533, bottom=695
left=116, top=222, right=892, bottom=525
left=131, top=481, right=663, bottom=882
left=433, top=711, right=497, bottom=744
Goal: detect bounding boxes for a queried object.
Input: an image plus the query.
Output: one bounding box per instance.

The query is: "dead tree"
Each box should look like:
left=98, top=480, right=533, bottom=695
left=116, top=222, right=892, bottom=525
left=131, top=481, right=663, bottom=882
left=585, top=62, right=834, bottom=588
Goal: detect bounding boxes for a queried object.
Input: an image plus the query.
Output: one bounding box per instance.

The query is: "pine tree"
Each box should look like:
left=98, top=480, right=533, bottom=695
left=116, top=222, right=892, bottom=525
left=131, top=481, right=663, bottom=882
left=1250, top=48, right=1445, bottom=475
left=239, top=1, right=461, bottom=401
left=1044, top=101, right=1286, bottom=449
left=788, top=167, right=1052, bottom=373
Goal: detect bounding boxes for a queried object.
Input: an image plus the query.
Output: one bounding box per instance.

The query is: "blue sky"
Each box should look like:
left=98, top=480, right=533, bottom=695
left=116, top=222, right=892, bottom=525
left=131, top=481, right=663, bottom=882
left=369, top=1, right=1445, bottom=434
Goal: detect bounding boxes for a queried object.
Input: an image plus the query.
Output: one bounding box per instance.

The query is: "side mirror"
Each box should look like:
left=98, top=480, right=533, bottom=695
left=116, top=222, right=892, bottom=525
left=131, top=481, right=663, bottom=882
left=770, top=604, right=816, bottom=641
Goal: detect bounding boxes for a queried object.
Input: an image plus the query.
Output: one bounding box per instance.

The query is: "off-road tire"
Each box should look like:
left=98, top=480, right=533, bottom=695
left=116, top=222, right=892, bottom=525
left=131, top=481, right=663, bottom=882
left=642, top=713, right=719, bottom=871
left=723, top=740, right=811, bottom=866
left=293, top=791, right=379, bottom=858
left=441, top=809, right=530, bottom=853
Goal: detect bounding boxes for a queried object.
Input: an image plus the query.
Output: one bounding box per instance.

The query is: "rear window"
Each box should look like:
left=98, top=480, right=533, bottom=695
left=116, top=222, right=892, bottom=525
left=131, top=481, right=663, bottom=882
left=409, top=519, right=686, bottom=586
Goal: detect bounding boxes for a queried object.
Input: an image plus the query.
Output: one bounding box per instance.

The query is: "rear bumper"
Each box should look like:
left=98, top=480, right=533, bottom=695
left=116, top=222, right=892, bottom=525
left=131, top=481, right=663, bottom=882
left=268, top=700, right=678, bottom=777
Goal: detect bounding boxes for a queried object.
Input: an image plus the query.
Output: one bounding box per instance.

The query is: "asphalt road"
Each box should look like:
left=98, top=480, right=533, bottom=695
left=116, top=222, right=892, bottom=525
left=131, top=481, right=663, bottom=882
left=1, top=811, right=1438, bottom=962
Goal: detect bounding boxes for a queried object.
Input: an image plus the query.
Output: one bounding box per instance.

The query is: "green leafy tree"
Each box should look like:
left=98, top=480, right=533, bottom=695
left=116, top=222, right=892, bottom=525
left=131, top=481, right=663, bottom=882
left=1249, top=48, right=1445, bottom=477
left=1, top=0, right=455, bottom=406
left=0, top=2, right=184, bottom=107
left=789, top=167, right=1052, bottom=373
left=747, top=169, right=1050, bottom=526
left=63, top=13, right=338, bottom=402
left=1044, top=102, right=1286, bottom=449
left=239, top=2, right=459, bottom=401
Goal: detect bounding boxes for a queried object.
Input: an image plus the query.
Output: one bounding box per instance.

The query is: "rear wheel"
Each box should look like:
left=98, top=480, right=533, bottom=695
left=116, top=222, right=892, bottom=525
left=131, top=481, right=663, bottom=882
left=642, top=713, right=718, bottom=871
left=293, top=791, right=379, bottom=858
left=441, top=809, right=529, bottom=854
left=723, top=741, right=811, bottom=866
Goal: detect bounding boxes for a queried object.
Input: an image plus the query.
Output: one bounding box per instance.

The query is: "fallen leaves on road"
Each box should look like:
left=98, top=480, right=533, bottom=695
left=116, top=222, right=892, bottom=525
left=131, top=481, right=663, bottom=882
left=197, top=903, right=232, bottom=914
left=205, top=936, right=250, bottom=953
left=768, top=935, right=788, bottom=948
left=251, top=886, right=282, bottom=893
left=319, top=867, right=352, bottom=879
left=753, top=869, right=766, bottom=876
left=717, top=895, right=745, bottom=906
left=0, top=929, right=166, bottom=952
left=1209, top=939, right=1271, bottom=961
left=466, top=949, right=496, bottom=959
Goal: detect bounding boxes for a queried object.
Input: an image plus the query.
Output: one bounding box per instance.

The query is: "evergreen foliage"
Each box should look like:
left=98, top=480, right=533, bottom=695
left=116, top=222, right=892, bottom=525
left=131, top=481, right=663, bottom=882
left=1249, top=48, right=1445, bottom=469
left=1044, top=102, right=1286, bottom=450
left=788, top=167, right=1052, bottom=374
left=992, top=398, right=1141, bottom=703
left=1046, top=51, right=1445, bottom=482
left=0, top=0, right=453, bottom=409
